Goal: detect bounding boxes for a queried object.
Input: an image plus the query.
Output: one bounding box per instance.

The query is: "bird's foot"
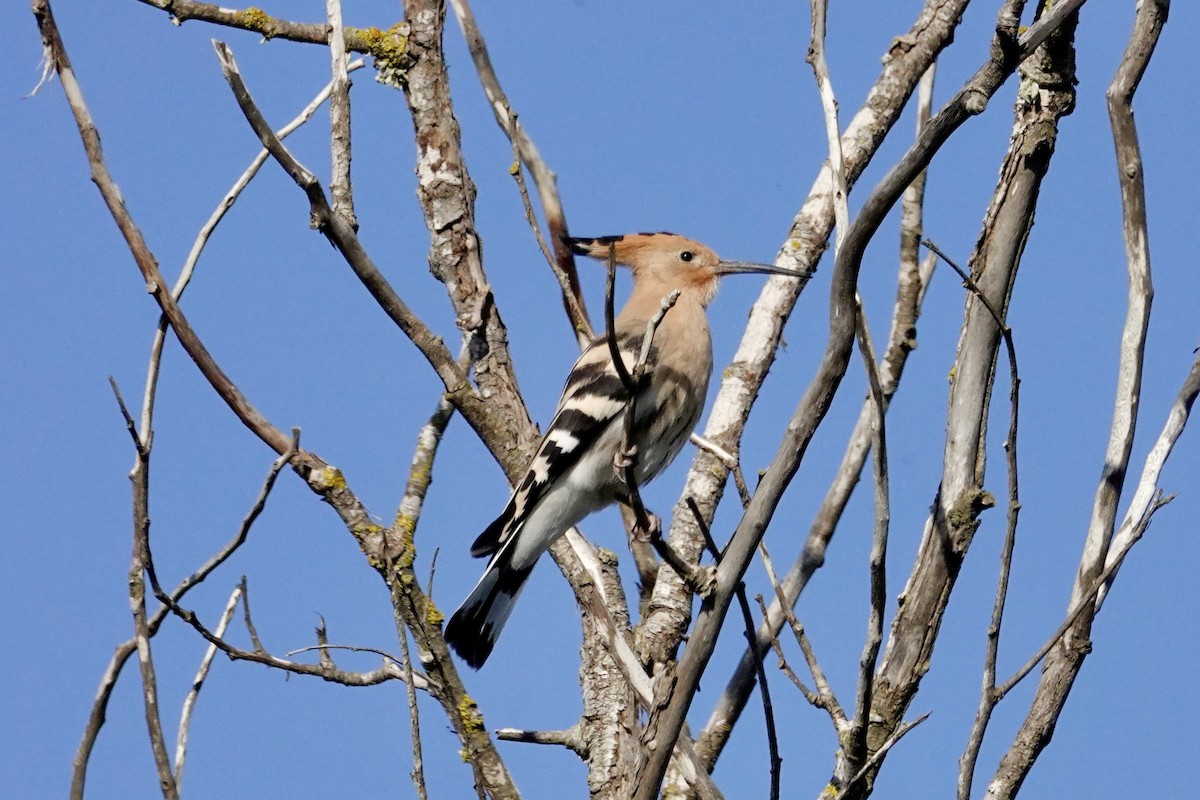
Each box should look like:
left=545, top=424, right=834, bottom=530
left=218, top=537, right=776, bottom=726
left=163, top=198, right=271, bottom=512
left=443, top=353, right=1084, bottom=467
left=613, top=444, right=638, bottom=474
left=631, top=512, right=662, bottom=542
left=688, top=565, right=719, bottom=598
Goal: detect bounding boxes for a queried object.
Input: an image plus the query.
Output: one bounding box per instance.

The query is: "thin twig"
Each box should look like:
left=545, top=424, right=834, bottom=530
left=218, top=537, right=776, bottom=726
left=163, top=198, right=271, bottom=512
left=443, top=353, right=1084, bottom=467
left=174, top=584, right=242, bottom=789
left=996, top=490, right=1174, bottom=698
left=759, top=542, right=845, bottom=728
left=447, top=0, right=590, bottom=344
left=108, top=376, right=148, bottom=456
left=845, top=301, right=891, bottom=777
left=833, top=711, right=932, bottom=800
left=395, top=620, right=429, bottom=800
left=689, top=434, right=752, bottom=509
left=495, top=726, right=586, bottom=755
left=130, top=461, right=177, bottom=800
left=140, top=61, right=365, bottom=437
left=753, top=594, right=818, bottom=706
left=808, top=0, right=850, bottom=257
left=285, top=643, right=409, bottom=671
left=507, top=122, right=591, bottom=342
left=923, top=241, right=1023, bottom=800
left=688, top=499, right=781, bottom=800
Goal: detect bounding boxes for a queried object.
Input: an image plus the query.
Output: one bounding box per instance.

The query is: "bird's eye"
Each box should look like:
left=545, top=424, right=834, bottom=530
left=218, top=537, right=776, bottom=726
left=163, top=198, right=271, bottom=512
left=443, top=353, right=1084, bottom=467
left=679, top=251, right=694, bottom=263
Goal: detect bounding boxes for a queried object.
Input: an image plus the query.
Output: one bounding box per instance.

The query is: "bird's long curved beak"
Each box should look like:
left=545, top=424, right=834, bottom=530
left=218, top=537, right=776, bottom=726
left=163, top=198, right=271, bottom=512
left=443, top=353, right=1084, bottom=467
left=716, top=260, right=810, bottom=278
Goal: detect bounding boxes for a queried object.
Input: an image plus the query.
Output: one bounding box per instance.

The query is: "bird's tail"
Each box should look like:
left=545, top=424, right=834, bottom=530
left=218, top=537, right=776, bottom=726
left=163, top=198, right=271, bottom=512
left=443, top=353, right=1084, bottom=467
left=444, top=549, right=534, bottom=669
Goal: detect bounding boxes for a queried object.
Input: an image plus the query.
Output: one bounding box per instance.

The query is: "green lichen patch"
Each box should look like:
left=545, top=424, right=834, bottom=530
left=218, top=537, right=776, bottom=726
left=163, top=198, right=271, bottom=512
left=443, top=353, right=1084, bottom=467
left=238, top=7, right=274, bottom=39
left=356, top=23, right=415, bottom=89
left=458, top=695, right=485, bottom=735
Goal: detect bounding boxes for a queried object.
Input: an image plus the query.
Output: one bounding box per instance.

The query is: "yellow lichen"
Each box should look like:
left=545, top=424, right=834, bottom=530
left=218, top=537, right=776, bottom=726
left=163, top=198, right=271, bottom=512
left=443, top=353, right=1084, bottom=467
left=322, top=467, right=347, bottom=491
left=391, top=514, right=417, bottom=569
left=424, top=598, right=444, bottom=627
left=458, top=695, right=485, bottom=735
left=239, top=7, right=273, bottom=37
left=356, top=23, right=415, bottom=89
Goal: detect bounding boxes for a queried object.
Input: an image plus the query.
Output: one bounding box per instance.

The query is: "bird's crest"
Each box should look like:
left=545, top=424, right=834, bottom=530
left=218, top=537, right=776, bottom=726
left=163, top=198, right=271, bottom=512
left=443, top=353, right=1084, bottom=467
left=564, top=232, right=690, bottom=263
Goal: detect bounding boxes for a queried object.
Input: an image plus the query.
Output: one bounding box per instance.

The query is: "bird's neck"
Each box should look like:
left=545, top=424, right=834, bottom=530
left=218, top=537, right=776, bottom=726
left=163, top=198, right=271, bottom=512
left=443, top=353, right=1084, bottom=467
left=619, top=279, right=714, bottom=326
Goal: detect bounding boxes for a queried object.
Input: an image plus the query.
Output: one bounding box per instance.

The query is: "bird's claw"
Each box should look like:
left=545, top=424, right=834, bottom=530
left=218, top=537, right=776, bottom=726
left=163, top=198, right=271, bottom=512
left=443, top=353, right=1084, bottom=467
left=614, top=444, right=638, bottom=474
left=631, top=512, right=662, bottom=543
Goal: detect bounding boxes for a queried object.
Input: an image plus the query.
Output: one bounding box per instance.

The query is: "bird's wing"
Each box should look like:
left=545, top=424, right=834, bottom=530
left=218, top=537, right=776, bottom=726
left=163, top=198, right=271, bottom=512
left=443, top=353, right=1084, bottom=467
left=469, top=334, right=642, bottom=557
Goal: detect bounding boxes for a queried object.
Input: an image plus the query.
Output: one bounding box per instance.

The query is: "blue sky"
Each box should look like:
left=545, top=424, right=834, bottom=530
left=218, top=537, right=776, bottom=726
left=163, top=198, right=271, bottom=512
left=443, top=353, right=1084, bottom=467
left=4, top=2, right=1198, bottom=798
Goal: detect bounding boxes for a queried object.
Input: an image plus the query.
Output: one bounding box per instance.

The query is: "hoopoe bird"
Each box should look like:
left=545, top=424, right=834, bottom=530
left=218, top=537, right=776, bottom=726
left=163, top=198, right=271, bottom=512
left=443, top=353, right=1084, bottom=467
left=444, top=232, right=803, bottom=668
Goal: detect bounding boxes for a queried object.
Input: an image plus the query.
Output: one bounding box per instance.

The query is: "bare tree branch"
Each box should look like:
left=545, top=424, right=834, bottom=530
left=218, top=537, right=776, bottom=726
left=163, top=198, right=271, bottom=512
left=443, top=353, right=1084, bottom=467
left=496, top=725, right=586, bottom=754
left=807, top=0, right=849, bottom=256
left=212, top=40, right=483, bottom=441
left=754, top=594, right=819, bottom=709
left=841, top=304, right=891, bottom=785
left=1093, top=0, right=1168, bottom=611
left=151, top=575, right=407, bottom=687
left=832, top=712, right=932, bottom=800
left=919, top=239, right=1023, bottom=800
left=70, top=428, right=296, bottom=800
left=174, top=585, right=242, bottom=790
left=400, top=0, right=535, bottom=469
left=141, top=59, right=365, bottom=435
left=134, top=0, right=410, bottom=57
left=688, top=499, right=781, bottom=800
left=34, top=1, right=298, bottom=460
left=326, top=0, right=357, bottom=229
left=125, top=423, right=177, bottom=798
left=395, top=617, right=430, bottom=800
left=508, top=126, right=592, bottom=343
left=760, top=542, right=844, bottom=728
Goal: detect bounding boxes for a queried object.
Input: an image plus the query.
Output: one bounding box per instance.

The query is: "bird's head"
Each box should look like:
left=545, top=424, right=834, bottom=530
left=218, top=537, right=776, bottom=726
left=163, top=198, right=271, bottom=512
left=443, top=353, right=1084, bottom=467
left=565, top=232, right=805, bottom=305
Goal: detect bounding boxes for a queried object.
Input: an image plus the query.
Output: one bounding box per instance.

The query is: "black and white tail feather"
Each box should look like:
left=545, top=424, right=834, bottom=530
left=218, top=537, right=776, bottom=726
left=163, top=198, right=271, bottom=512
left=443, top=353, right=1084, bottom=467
left=444, top=332, right=649, bottom=669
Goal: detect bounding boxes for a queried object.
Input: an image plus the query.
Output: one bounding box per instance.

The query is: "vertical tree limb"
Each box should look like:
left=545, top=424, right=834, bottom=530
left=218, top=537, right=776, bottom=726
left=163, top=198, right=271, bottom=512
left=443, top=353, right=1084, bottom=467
left=326, top=0, right=357, bottom=228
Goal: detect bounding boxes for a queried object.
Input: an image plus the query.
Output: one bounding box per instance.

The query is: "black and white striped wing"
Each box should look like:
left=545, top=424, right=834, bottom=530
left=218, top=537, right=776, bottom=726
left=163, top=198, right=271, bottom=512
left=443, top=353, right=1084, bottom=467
left=468, top=334, right=640, bottom=557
